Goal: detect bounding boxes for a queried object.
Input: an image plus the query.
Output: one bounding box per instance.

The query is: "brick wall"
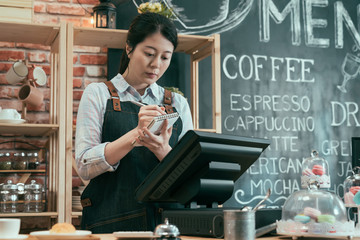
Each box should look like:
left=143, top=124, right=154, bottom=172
left=0, top=0, right=108, bottom=227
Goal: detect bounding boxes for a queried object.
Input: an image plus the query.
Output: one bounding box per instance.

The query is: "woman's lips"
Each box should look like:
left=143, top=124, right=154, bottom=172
left=146, top=72, right=158, bottom=79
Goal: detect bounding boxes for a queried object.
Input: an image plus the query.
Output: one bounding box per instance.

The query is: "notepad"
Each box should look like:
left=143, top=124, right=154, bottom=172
left=132, top=112, right=179, bottom=146
left=148, top=112, right=179, bottom=135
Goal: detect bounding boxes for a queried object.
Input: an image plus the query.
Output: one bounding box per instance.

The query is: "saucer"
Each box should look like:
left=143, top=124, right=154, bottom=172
left=0, top=234, right=28, bottom=240
left=0, top=119, right=26, bottom=124
left=30, top=230, right=91, bottom=239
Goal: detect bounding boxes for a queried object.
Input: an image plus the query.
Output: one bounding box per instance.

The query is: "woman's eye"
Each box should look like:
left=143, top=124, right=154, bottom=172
left=145, top=52, right=154, bottom=57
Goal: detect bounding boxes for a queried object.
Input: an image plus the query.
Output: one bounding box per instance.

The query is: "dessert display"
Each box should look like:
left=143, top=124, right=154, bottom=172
left=344, top=167, right=360, bottom=206
left=301, top=150, right=330, bottom=188
left=277, top=182, right=355, bottom=238
left=49, top=222, right=76, bottom=234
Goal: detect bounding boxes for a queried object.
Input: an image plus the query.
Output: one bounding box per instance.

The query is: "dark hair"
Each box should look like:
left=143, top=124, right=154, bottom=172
left=119, top=12, right=178, bottom=74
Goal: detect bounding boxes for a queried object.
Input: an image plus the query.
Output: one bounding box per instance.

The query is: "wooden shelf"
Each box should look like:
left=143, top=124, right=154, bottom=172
left=0, top=21, right=60, bottom=46
left=0, top=123, right=58, bottom=136
left=72, top=26, right=214, bottom=54
left=0, top=212, right=58, bottom=217
left=71, top=211, right=82, bottom=218
left=0, top=169, right=46, bottom=173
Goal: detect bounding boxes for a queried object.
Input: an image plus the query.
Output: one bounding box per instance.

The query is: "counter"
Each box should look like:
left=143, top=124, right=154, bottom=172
left=25, top=234, right=351, bottom=240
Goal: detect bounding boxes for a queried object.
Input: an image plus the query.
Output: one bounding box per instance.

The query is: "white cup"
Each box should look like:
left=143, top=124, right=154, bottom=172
left=0, top=218, right=21, bottom=238
left=28, top=66, right=47, bottom=86
left=5, top=61, right=29, bottom=85
left=0, top=109, right=21, bottom=120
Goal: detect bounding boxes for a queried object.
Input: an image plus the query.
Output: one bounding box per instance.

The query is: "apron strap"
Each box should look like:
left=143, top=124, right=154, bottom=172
left=163, top=89, right=174, bottom=114
left=105, top=81, right=121, bottom=112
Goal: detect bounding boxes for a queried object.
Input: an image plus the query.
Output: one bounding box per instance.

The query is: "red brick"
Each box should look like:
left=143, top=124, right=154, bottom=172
left=34, top=2, right=46, bottom=13
left=86, top=66, right=105, bottom=77
left=33, top=14, right=59, bottom=25
left=73, top=55, right=78, bottom=64
left=0, top=74, right=7, bottom=84
left=73, top=102, right=79, bottom=113
left=60, top=17, right=82, bottom=27
left=47, top=3, right=85, bottom=16
left=0, top=86, right=13, bottom=99
left=73, top=78, right=82, bottom=88
left=73, top=90, right=83, bottom=100
left=16, top=43, right=50, bottom=51
left=0, top=42, right=15, bottom=48
left=27, top=52, right=49, bottom=63
left=84, top=78, right=106, bottom=87
left=73, top=67, right=85, bottom=77
left=80, top=54, right=107, bottom=65
left=74, top=46, right=101, bottom=53
left=0, top=63, right=12, bottom=72
left=82, top=17, right=93, bottom=28
left=41, top=65, right=51, bottom=75
left=24, top=112, right=49, bottom=124
left=78, top=0, right=99, bottom=4
left=0, top=50, right=25, bottom=61
left=0, top=100, right=22, bottom=111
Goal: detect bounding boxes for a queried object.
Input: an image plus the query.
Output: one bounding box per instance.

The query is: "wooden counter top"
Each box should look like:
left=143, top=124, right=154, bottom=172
left=25, top=233, right=351, bottom=240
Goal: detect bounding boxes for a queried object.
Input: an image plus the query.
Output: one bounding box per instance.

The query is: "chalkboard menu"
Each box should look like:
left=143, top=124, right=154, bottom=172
left=111, top=0, right=360, bottom=209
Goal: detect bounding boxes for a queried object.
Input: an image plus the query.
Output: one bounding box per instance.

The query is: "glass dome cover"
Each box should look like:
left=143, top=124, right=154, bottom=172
left=301, top=150, right=330, bottom=188
left=344, top=167, right=360, bottom=205
left=277, top=182, right=354, bottom=237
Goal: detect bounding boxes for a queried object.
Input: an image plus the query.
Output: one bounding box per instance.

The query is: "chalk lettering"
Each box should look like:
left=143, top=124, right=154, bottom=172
left=331, top=101, right=360, bottom=127
left=223, top=54, right=315, bottom=82
left=259, top=0, right=360, bottom=49
left=337, top=161, right=352, bottom=177
left=321, top=139, right=351, bottom=156
left=230, top=94, right=311, bottom=112
left=224, top=115, right=315, bottom=132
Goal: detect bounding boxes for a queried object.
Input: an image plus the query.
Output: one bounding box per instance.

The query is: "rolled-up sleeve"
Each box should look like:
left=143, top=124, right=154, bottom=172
left=75, top=83, right=119, bottom=180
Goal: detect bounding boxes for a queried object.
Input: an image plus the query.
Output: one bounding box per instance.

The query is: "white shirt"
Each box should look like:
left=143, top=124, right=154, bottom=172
left=75, top=74, right=193, bottom=180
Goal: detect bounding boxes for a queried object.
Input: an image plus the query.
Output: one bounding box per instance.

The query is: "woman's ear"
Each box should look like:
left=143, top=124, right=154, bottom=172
left=126, top=44, right=132, bottom=58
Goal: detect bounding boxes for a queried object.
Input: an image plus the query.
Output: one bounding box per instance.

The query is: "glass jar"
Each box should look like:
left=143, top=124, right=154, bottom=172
left=0, top=183, right=3, bottom=212
left=343, top=167, right=360, bottom=205
left=12, top=152, right=27, bottom=170
left=301, top=150, right=330, bottom=188
left=17, top=183, right=25, bottom=212
left=277, top=182, right=354, bottom=237
left=27, top=152, right=40, bottom=170
left=24, top=180, right=43, bottom=212
left=0, top=152, right=11, bottom=170
left=2, top=180, right=19, bottom=213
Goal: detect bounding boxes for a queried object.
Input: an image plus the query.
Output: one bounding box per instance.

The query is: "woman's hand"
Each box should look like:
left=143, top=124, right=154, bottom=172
left=137, top=105, right=166, bottom=130
left=135, top=119, right=173, bottom=161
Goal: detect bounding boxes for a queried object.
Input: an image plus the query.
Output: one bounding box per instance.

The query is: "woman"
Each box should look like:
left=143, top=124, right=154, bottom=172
left=75, top=12, right=193, bottom=233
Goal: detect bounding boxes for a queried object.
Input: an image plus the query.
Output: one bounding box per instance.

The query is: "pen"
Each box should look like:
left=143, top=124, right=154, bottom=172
left=131, top=101, right=146, bottom=107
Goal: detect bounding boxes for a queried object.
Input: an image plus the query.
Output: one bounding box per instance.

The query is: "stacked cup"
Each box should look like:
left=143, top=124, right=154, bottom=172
left=5, top=60, right=47, bottom=108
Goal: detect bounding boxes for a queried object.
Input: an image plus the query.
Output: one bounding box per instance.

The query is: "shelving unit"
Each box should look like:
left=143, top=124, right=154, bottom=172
left=0, top=21, right=67, bottom=222
left=66, top=24, right=221, bottom=222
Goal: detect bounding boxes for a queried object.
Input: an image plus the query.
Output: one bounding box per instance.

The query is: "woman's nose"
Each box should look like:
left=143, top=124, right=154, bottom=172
left=150, top=56, right=161, bottom=68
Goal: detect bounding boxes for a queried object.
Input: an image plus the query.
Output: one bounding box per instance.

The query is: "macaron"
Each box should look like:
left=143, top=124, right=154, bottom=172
left=350, top=186, right=360, bottom=195
left=353, top=190, right=360, bottom=205
left=304, top=207, right=321, bottom=219
left=317, top=214, right=335, bottom=224
left=294, top=214, right=311, bottom=224
left=302, top=168, right=315, bottom=176
left=312, top=165, right=325, bottom=176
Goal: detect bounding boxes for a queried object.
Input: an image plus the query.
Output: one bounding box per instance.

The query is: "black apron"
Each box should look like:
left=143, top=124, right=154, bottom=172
left=80, top=81, right=183, bottom=233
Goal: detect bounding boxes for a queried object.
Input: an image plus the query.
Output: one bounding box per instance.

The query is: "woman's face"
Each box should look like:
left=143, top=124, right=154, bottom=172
left=125, top=32, right=174, bottom=93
